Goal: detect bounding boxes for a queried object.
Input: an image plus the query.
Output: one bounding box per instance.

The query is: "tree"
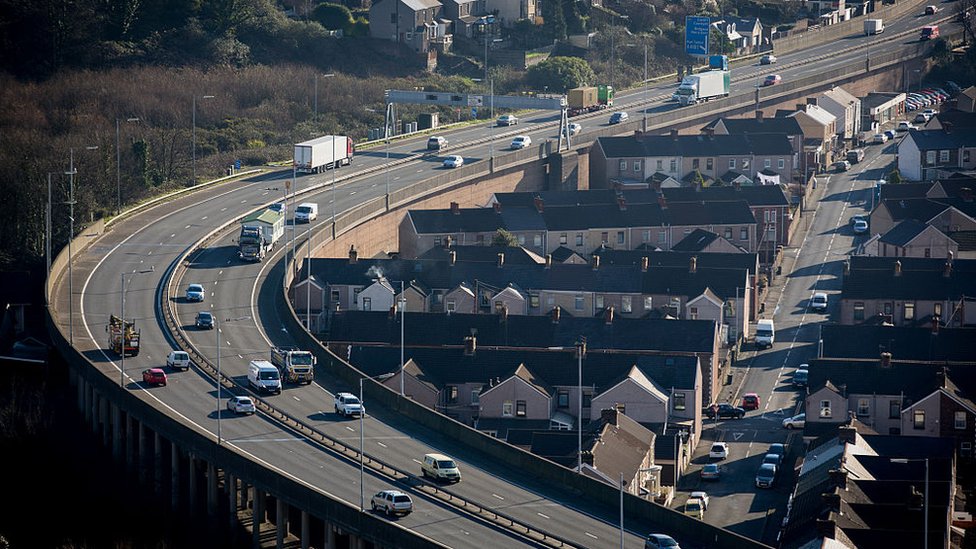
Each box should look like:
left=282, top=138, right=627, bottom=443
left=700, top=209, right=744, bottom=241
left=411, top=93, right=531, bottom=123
left=887, top=168, right=903, bottom=184
left=313, top=3, right=355, bottom=32
left=491, top=228, right=520, bottom=247
left=526, top=56, right=596, bottom=92
left=709, top=28, right=735, bottom=55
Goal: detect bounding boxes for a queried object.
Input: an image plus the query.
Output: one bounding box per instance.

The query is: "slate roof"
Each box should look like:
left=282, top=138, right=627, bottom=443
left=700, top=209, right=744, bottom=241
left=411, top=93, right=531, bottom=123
left=878, top=197, right=952, bottom=224
left=906, top=128, right=976, bottom=149
left=931, top=109, right=976, bottom=130
left=402, top=0, right=443, bottom=10
left=807, top=358, right=945, bottom=402
left=819, top=324, right=976, bottom=362
left=877, top=220, right=928, bottom=246
left=592, top=249, right=759, bottom=274
left=879, top=182, right=932, bottom=202
left=861, top=92, right=904, bottom=110
left=671, top=229, right=719, bottom=252
left=711, top=115, right=803, bottom=136
left=596, top=133, right=793, bottom=159
left=417, top=245, right=544, bottom=264
left=494, top=186, right=790, bottom=210
left=549, top=245, right=584, bottom=263
left=842, top=256, right=976, bottom=300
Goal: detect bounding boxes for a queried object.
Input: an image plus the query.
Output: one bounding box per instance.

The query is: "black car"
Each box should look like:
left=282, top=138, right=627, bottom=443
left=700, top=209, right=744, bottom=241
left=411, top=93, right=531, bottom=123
left=705, top=403, right=746, bottom=419
left=195, top=311, right=215, bottom=329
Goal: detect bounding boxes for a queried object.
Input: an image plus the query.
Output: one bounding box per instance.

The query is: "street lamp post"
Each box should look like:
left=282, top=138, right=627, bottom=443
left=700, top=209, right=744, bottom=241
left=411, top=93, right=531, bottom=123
left=619, top=473, right=627, bottom=549
left=332, top=136, right=337, bottom=224
left=360, top=377, right=366, bottom=510
left=216, top=315, right=222, bottom=444
left=314, top=73, right=336, bottom=118
left=65, top=145, right=98, bottom=345
left=116, top=117, right=140, bottom=215
left=399, top=281, right=406, bottom=396
left=192, top=95, right=215, bottom=186
left=576, top=337, right=586, bottom=472
left=119, top=268, right=152, bottom=387
left=306, top=224, right=313, bottom=331
left=891, top=457, right=929, bottom=549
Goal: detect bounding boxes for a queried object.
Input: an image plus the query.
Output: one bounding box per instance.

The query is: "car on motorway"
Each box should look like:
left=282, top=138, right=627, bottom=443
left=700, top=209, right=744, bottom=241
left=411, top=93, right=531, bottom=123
left=195, top=311, right=214, bottom=329
left=185, top=283, right=205, bottom=302
left=755, top=463, right=777, bottom=488
left=763, top=74, right=782, bottom=86
left=426, top=136, right=447, bottom=151
left=705, top=403, right=746, bottom=419
left=496, top=114, right=519, bottom=126
left=872, top=133, right=888, bottom=144
left=832, top=160, right=851, bottom=172
left=671, top=90, right=680, bottom=102
left=609, top=111, right=629, bottom=125
left=370, top=490, right=413, bottom=516
left=422, top=453, right=462, bottom=483
left=564, top=122, right=582, bottom=136
left=793, top=367, right=809, bottom=387
left=690, top=491, right=710, bottom=510
left=442, top=155, right=464, bottom=169
left=226, top=395, right=256, bottom=414
left=700, top=463, right=721, bottom=481
left=760, top=54, right=777, bottom=65
left=741, top=392, right=761, bottom=411
left=510, top=135, right=532, bottom=150
left=334, top=392, right=363, bottom=417
left=853, top=219, right=869, bottom=234
left=709, top=442, right=730, bottom=460
left=810, top=292, right=828, bottom=312
left=644, top=533, right=681, bottom=548
left=683, top=497, right=705, bottom=520
left=268, top=202, right=286, bottom=214
left=783, top=413, right=806, bottom=429
left=166, top=350, right=191, bottom=371
left=142, top=368, right=167, bottom=386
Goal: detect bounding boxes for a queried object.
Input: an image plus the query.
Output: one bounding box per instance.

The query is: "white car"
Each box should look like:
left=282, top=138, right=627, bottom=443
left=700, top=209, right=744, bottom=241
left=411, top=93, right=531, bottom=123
left=442, top=155, right=464, bottom=169
left=496, top=114, right=519, bottom=126
left=185, top=283, right=205, bottom=302
left=853, top=219, right=869, bottom=234
left=564, top=122, right=582, bottom=136
left=370, top=490, right=413, bottom=516
left=226, top=395, right=256, bottom=414
left=810, top=292, right=828, bottom=312
left=335, top=392, right=364, bottom=417
left=782, top=413, right=806, bottom=429
left=872, top=133, right=888, bottom=144
left=510, top=135, right=532, bottom=150
left=708, top=442, right=729, bottom=460
left=896, top=121, right=914, bottom=132
left=689, top=491, right=709, bottom=510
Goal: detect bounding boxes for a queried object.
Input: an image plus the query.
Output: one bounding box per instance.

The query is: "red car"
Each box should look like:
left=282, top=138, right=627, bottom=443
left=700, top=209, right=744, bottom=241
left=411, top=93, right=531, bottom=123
left=142, top=368, right=167, bottom=386
left=741, top=392, right=761, bottom=411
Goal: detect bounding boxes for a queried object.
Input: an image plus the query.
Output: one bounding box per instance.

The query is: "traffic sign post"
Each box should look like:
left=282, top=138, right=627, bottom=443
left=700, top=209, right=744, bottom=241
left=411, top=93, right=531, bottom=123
left=685, top=16, right=710, bottom=57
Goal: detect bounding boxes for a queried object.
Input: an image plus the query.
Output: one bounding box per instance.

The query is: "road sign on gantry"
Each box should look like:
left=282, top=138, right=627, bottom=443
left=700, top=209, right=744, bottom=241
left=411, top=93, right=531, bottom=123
left=685, top=16, right=710, bottom=56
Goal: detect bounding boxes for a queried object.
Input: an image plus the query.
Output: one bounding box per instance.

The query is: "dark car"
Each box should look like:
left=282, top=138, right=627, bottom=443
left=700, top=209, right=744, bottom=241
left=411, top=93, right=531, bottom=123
left=705, top=403, right=746, bottom=419
left=195, top=311, right=214, bottom=329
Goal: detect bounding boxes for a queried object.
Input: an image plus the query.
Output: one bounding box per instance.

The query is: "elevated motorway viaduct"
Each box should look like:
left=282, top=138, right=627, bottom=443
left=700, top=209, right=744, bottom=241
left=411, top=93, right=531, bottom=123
left=47, top=14, right=959, bottom=548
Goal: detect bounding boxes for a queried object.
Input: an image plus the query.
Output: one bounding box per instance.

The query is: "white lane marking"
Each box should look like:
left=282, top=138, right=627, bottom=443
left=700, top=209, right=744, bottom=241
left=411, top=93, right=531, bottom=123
left=231, top=437, right=305, bottom=443
left=377, top=441, right=387, bottom=448
left=201, top=216, right=208, bottom=220
left=492, top=494, right=505, bottom=500
left=292, top=396, right=301, bottom=402
left=185, top=225, right=191, bottom=229
left=345, top=426, right=355, bottom=432
left=412, top=458, right=422, bottom=465
left=585, top=533, right=599, bottom=540
left=170, top=233, right=176, bottom=238
left=537, top=512, right=550, bottom=519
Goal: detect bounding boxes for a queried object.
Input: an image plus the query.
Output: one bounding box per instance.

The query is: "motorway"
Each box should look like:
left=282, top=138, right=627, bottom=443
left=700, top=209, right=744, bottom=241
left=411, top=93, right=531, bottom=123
left=674, top=132, right=900, bottom=545
left=65, top=9, right=944, bottom=548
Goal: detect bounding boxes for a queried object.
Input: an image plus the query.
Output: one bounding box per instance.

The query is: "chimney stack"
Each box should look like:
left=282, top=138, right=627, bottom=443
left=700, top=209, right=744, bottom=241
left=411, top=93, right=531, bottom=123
left=389, top=304, right=397, bottom=319
left=827, top=468, right=849, bottom=490
left=880, top=351, right=892, bottom=368
left=605, top=306, right=614, bottom=325
left=961, top=187, right=974, bottom=202
left=534, top=196, right=545, bottom=213
left=450, top=201, right=460, bottom=215
left=657, top=195, right=668, bottom=209
left=499, top=303, right=508, bottom=323
left=449, top=250, right=456, bottom=266
left=493, top=202, right=502, bottom=214
left=733, top=180, right=742, bottom=191
left=670, top=129, right=679, bottom=139
left=592, top=255, right=600, bottom=271
left=600, top=407, right=619, bottom=426
left=932, top=315, right=940, bottom=335
left=843, top=260, right=850, bottom=276
left=689, top=256, right=698, bottom=274
left=806, top=97, right=818, bottom=106
left=545, top=254, right=552, bottom=269
left=617, top=197, right=627, bottom=211
left=944, top=259, right=952, bottom=278
left=464, top=335, right=477, bottom=356
left=551, top=306, right=561, bottom=324
left=497, top=252, right=505, bottom=268
left=348, top=245, right=358, bottom=264
left=641, top=256, right=649, bottom=272
left=756, top=110, right=764, bottom=121
left=894, top=260, right=902, bottom=277
left=443, top=235, right=453, bottom=248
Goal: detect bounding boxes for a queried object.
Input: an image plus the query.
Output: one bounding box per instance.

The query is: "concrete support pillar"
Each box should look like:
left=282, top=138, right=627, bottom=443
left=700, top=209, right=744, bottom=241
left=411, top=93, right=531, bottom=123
left=207, top=461, right=218, bottom=517
left=324, top=521, right=335, bottom=549
left=276, top=498, right=287, bottom=549
left=84, top=382, right=93, bottom=428
left=300, top=511, right=310, bottom=549
left=188, top=454, right=198, bottom=513
left=125, top=414, right=135, bottom=474
left=252, top=489, right=265, bottom=549
left=356, top=534, right=366, bottom=549
left=90, top=390, right=99, bottom=433
left=77, top=375, right=85, bottom=414
left=171, top=444, right=180, bottom=510
left=240, top=481, right=249, bottom=509
left=111, top=404, right=122, bottom=462
left=100, top=395, right=110, bottom=447
left=138, top=421, right=148, bottom=485
left=227, top=473, right=238, bottom=527
left=154, top=431, right=163, bottom=497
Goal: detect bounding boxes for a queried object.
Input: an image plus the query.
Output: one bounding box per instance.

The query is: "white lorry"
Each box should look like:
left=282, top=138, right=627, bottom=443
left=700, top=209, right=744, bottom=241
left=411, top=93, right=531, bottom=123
left=248, top=360, right=282, bottom=394
left=675, top=71, right=731, bottom=106
left=270, top=346, right=315, bottom=384
left=864, top=18, right=884, bottom=35
left=294, top=135, right=354, bottom=174
left=295, top=202, right=318, bottom=223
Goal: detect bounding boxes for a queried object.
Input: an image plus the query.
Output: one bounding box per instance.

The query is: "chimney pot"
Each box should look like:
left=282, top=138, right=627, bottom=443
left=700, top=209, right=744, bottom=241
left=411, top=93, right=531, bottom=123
left=348, top=245, right=358, bottom=263
left=689, top=256, right=697, bottom=274
left=617, top=197, right=627, bottom=211
left=499, top=304, right=508, bottom=323
left=944, top=260, right=952, bottom=277
left=880, top=351, right=892, bottom=368
left=443, top=235, right=453, bottom=248
left=657, top=195, right=667, bottom=209
left=449, top=250, right=456, bottom=266
left=932, top=315, right=940, bottom=334
left=894, top=260, right=902, bottom=277
left=450, top=201, right=460, bottom=214
left=806, top=97, right=818, bottom=106
left=843, top=260, right=850, bottom=276
left=600, top=407, right=618, bottom=426
left=605, top=306, right=614, bottom=325
left=756, top=110, right=764, bottom=121
left=592, top=255, right=600, bottom=271
left=551, top=306, right=561, bottom=324
left=464, top=335, right=477, bottom=356
left=796, top=103, right=806, bottom=112
left=670, top=129, right=679, bottom=139
left=497, top=252, right=505, bottom=268
left=534, top=196, right=545, bottom=213
left=641, top=256, right=649, bottom=272
left=545, top=254, right=552, bottom=269
left=961, top=187, right=973, bottom=202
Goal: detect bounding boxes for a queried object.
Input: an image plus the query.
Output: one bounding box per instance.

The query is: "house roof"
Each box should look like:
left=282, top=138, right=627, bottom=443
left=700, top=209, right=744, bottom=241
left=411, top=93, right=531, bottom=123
left=819, top=324, right=976, bottom=362
left=931, top=109, right=976, bottom=130
left=670, top=229, right=719, bottom=252
left=791, top=104, right=836, bottom=126
left=402, top=358, right=441, bottom=392
left=906, top=128, right=976, bottom=149
left=861, top=92, right=905, bottom=110
left=877, top=219, right=928, bottom=247
left=592, top=248, right=759, bottom=274
left=878, top=197, right=964, bottom=225
left=879, top=182, right=932, bottom=201
left=596, top=133, right=794, bottom=159
left=549, top=245, right=585, bottom=263
left=494, top=186, right=790, bottom=211
left=402, top=0, right=443, bottom=10
left=418, top=244, right=544, bottom=264
left=806, top=358, right=948, bottom=402
left=706, top=114, right=804, bottom=137
left=822, top=86, right=858, bottom=106
left=842, top=255, right=976, bottom=301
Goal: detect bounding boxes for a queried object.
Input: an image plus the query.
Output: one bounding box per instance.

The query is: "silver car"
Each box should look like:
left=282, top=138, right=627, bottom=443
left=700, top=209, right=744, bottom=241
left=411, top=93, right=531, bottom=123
left=226, top=395, right=256, bottom=415
left=371, top=490, right=413, bottom=516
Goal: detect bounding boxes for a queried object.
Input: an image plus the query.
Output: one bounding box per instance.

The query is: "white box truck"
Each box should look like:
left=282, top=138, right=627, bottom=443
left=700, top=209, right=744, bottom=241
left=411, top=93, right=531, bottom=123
left=295, top=203, right=318, bottom=223
left=864, top=18, right=884, bottom=35
left=295, top=135, right=354, bottom=174
left=248, top=360, right=282, bottom=394
left=755, top=319, right=776, bottom=349
left=675, top=71, right=731, bottom=106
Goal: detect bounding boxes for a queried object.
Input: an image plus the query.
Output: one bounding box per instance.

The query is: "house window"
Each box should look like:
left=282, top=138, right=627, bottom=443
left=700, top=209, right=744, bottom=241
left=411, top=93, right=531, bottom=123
left=601, top=232, right=609, bottom=244
left=926, top=150, right=936, bottom=165
left=644, top=296, right=652, bottom=310
left=659, top=232, right=667, bottom=244
left=674, top=392, right=686, bottom=411
left=619, top=160, right=627, bottom=171
left=642, top=230, right=650, bottom=242
left=706, top=158, right=713, bottom=171
left=729, top=159, right=736, bottom=170
left=330, top=289, right=340, bottom=305
left=575, top=295, right=584, bottom=310
left=362, top=297, right=372, bottom=311
left=819, top=400, right=832, bottom=418
left=883, top=302, right=893, bottom=316
left=669, top=159, right=677, bottom=172
left=904, top=302, right=915, bottom=321
left=913, top=410, right=925, bottom=429
left=617, top=231, right=625, bottom=245
left=529, top=293, right=539, bottom=309
left=857, top=399, right=870, bottom=416
left=560, top=233, right=568, bottom=245
left=622, top=296, right=632, bottom=313
left=582, top=393, right=592, bottom=408
left=693, top=158, right=700, bottom=169
left=741, top=159, right=750, bottom=170
left=446, top=385, right=458, bottom=404
left=939, top=150, right=949, bottom=163
left=925, top=248, right=931, bottom=258
left=656, top=159, right=663, bottom=171
left=934, top=303, right=942, bottom=317
left=533, top=234, right=542, bottom=247
left=576, top=233, right=584, bottom=246
left=446, top=299, right=456, bottom=312
left=595, top=295, right=604, bottom=309
left=503, top=401, right=513, bottom=416
left=778, top=158, right=785, bottom=169
left=724, top=228, right=733, bottom=239
left=634, top=160, right=642, bottom=172
left=471, top=389, right=480, bottom=405
left=518, top=234, right=525, bottom=245
left=353, top=287, right=362, bottom=304
left=740, top=228, right=749, bottom=240
left=764, top=159, right=771, bottom=168
left=889, top=400, right=901, bottom=419
left=516, top=400, right=526, bottom=417
left=854, top=302, right=865, bottom=321
left=955, top=411, right=967, bottom=429
left=557, top=391, right=569, bottom=408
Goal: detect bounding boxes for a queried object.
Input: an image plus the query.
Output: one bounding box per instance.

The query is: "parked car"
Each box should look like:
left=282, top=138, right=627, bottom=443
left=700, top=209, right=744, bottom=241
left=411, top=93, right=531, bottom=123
left=832, top=160, right=852, bottom=172
left=914, top=113, right=929, bottom=124
left=195, top=311, right=214, bottom=329
left=609, top=111, right=629, bottom=125
left=741, top=392, right=761, bottom=411
left=783, top=413, right=806, bottom=429
left=185, top=283, right=205, bottom=302
left=884, top=129, right=897, bottom=140
left=645, top=533, right=681, bottom=549
left=510, top=135, right=532, bottom=150
left=142, top=368, right=167, bottom=386
left=426, top=136, right=447, bottom=151
left=763, top=453, right=783, bottom=467
left=810, top=292, right=828, bottom=312
left=755, top=463, right=777, bottom=488
left=421, top=453, right=462, bottom=483
left=768, top=443, right=786, bottom=459
left=763, top=74, right=782, bottom=86
left=760, top=54, right=777, bottom=65
left=853, top=219, right=869, bottom=234
left=709, top=442, right=730, bottom=460
left=849, top=213, right=867, bottom=226
left=496, top=114, right=519, bottom=126
left=689, top=491, right=710, bottom=510
left=872, top=133, right=888, bottom=144
left=227, top=395, right=256, bottom=414
left=700, top=463, right=721, bottom=481
left=442, top=155, right=464, bottom=169
left=922, top=108, right=938, bottom=119
left=705, top=403, right=746, bottom=419
left=683, top=497, right=705, bottom=520
left=370, top=490, right=413, bottom=516
left=793, top=367, right=809, bottom=388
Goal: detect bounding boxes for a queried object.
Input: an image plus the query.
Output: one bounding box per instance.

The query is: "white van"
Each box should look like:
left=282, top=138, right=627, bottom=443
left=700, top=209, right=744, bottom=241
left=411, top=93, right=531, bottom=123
left=755, top=319, right=776, bottom=349
left=248, top=360, right=282, bottom=394
left=421, top=453, right=461, bottom=483
left=295, top=202, right=318, bottom=223
left=166, top=350, right=191, bottom=371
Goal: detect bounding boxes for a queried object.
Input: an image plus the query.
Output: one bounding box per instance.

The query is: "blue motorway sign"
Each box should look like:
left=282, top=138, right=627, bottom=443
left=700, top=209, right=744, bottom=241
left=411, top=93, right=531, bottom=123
left=685, top=16, right=710, bottom=56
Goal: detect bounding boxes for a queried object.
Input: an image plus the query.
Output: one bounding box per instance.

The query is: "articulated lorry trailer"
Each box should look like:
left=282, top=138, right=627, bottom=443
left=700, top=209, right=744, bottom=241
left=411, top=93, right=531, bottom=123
left=675, top=71, right=731, bottom=106
left=294, top=135, right=354, bottom=174
left=238, top=208, right=284, bottom=261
